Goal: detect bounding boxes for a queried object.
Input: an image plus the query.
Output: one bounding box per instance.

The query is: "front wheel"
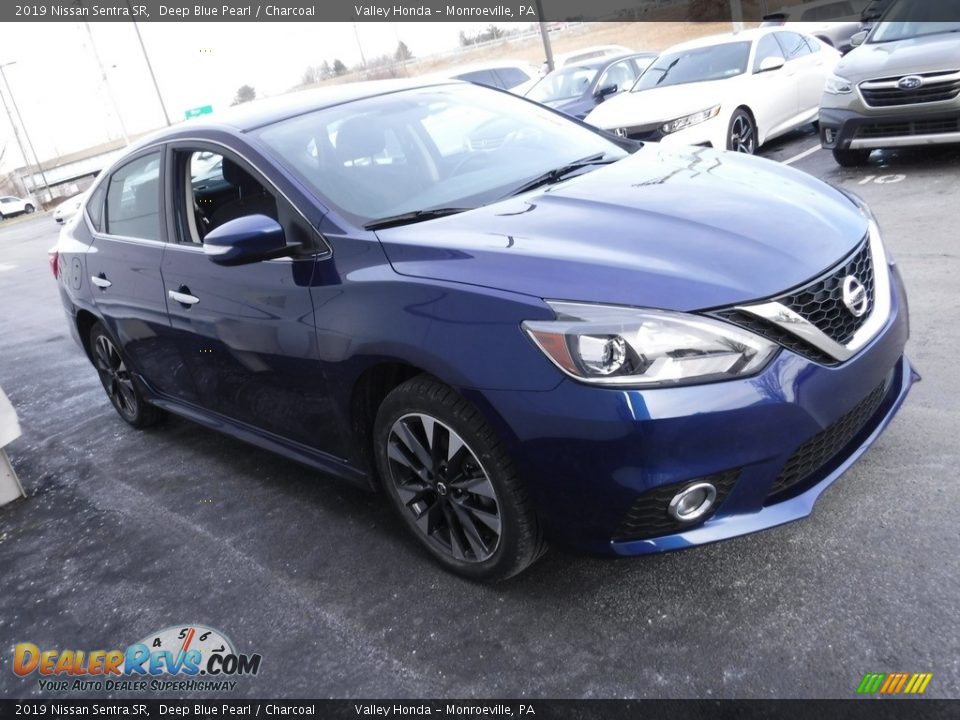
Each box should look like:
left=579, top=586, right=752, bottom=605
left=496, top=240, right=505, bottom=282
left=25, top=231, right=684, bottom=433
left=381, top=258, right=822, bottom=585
left=374, top=376, right=545, bottom=581
left=89, top=322, right=163, bottom=428
left=727, top=109, right=757, bottom=154
left=833, top=148, right=871, bottom=167
left=23, top=203, right=35, bottom=214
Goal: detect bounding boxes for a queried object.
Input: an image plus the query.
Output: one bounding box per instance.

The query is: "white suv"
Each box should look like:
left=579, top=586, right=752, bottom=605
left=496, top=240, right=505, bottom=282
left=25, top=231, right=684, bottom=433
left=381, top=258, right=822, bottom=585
left=0, top=195, right=36, bottom=219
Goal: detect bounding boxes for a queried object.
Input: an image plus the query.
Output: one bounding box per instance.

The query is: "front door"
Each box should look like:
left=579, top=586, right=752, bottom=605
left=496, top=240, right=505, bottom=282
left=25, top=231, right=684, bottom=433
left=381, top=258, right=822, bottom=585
left=160, top=143, right=345, bottom=456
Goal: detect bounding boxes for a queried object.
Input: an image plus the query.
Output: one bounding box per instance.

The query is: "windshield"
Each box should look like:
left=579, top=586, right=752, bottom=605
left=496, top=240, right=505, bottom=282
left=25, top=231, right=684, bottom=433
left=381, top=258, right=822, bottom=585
left=526, top=66, right=600, bottom=103
left=869, top=0, right=960, bottom=41
left=633, top=42, right=751, bottom=91
left=254, top=84, right=627, bottom=226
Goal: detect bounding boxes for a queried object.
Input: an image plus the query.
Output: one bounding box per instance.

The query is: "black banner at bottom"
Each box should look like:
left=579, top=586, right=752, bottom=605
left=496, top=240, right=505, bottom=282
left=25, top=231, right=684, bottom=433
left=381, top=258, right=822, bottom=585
left=0, top=700, right=958, bottom=720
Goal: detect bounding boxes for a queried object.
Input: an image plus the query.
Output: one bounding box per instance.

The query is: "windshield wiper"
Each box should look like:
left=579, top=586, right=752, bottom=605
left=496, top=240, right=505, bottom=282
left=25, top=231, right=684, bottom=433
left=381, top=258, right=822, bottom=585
left=503, top=153, right=617, bottom=199
left=364, top=207, right=471, bottom=231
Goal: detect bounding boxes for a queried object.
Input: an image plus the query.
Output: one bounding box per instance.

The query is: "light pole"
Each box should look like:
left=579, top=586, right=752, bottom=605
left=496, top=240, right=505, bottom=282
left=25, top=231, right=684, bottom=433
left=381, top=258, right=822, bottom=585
left=80, top=21, right=130, bottom=143
left=125, top=0, right=170, bottom=126
left=536, top=0, right=555, bottom=74
left=0, top=61, right=53, bottom=203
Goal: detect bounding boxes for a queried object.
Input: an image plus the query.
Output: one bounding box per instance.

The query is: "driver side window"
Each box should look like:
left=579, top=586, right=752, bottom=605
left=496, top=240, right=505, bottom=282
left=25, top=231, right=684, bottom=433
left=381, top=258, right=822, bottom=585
left=176, top=149, right=278, bottom=245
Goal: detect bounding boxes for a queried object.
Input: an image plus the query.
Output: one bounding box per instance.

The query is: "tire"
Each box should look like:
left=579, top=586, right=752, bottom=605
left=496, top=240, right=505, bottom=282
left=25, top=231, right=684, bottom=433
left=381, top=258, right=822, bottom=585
left=23, top=203, right=35, bottom=214
left=727, top=108, right=757, bottom=154
left=88, top=322, right=163, bottom=429
left=374, top=376, right=546, bottom=581
left=833, top=148, right=871, bottom=167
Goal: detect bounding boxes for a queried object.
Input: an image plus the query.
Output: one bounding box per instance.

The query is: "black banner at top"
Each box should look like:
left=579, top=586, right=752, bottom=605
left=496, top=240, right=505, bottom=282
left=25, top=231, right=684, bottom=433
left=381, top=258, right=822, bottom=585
left=2, top=0, right=960, bottom=23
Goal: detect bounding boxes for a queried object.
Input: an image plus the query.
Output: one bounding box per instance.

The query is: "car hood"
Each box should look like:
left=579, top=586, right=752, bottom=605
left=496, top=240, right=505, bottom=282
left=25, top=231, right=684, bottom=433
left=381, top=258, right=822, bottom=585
left=375, top=145, right=868, bottom=312
left=585, top=81, right=728, bottom=129
left=840, top=33, right=960, bottom=79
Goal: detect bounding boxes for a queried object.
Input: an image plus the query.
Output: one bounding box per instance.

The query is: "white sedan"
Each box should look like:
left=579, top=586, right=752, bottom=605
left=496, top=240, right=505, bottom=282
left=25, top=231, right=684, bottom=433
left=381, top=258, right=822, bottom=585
left=53, top=194, right=86, bottom=224
left=585, top=28, right=840, bottom=154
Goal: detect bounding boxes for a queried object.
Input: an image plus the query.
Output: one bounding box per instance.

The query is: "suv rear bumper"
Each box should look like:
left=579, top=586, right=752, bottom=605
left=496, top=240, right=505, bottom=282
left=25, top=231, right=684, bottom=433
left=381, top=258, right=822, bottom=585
left=820, top=106, right=960, bottom=150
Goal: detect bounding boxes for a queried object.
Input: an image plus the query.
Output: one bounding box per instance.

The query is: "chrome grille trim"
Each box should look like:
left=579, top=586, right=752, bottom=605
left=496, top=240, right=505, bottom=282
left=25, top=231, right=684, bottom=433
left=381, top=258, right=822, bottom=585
left=733, top=227, right=891, bottom=364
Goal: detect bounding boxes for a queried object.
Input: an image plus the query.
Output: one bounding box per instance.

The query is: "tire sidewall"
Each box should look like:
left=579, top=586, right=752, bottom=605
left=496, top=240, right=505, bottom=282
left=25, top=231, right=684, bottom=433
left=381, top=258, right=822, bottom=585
left=373, top=381, right=527, bottom=581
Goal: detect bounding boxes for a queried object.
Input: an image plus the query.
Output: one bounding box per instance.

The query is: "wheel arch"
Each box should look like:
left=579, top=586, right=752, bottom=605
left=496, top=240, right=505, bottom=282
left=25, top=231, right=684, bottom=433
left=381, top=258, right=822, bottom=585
left=75, top=308, right=100, bottom=363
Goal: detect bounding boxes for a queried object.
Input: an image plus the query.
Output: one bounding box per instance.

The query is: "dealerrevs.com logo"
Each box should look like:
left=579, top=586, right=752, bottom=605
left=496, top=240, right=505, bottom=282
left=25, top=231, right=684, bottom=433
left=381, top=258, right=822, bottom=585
left=13, top=624, right=262, bottom=693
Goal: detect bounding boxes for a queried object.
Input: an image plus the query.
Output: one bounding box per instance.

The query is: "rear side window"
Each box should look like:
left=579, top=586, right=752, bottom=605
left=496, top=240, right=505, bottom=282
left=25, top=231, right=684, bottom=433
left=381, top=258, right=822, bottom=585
left=495, top=67, right=531, bottom=89
left=456, top=70, right=501, bottom=88
left=777, top=32, right=813, bottom=61
left=86, top=184, right=106, bottom=231
left=105, top=152, right=162, bottom=241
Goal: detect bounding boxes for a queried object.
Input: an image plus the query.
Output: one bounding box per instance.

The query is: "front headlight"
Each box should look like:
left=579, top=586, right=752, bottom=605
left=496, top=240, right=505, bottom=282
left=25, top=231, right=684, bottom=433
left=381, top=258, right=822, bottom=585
left=522, top=302, right=778, bottom=387
left=661, top=105, right=721, bottom=135
left=824, top=73, right=853, bottom=95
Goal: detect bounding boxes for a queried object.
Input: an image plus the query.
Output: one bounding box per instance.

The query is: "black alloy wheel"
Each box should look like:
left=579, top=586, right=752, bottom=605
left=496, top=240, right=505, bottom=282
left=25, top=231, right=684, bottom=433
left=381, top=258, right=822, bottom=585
left=374, top=376, right=545, bottom=581
left=89, top=322, right=163, bottom=428
left=728, top=109, right=757, bottom=154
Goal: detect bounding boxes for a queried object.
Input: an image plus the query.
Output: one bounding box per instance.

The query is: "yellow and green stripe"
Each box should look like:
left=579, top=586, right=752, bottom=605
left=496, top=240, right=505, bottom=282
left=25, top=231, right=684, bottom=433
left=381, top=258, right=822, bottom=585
left=857, top=672, right=932, bottom=695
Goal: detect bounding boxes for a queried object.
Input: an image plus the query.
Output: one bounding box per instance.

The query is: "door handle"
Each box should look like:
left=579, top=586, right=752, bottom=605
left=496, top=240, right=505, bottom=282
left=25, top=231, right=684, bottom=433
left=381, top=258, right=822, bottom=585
left=168, top=289, right=200, bottom=306
left=90, top=274, right=111, bottom=289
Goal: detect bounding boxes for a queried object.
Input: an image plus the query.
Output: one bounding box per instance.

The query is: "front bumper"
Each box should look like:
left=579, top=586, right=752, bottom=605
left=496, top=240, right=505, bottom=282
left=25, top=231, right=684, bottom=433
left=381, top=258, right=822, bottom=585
left=471, top=265, right=914, bottom=556
left=820, top=106, right=960, bottom=150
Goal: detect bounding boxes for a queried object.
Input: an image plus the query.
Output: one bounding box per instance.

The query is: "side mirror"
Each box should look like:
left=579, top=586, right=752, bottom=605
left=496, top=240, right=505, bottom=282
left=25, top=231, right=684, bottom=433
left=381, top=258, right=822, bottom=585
left=850, top=30, right=868, bottom=47
left=203, top=214, right=292, bottom=266
left=758, top=56, right=786, bottom=73
left=596, top=83, right=619, bottom=100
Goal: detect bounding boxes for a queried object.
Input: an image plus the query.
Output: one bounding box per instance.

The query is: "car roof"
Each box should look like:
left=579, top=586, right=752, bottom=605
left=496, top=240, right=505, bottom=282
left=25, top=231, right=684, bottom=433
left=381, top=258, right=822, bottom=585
left=445, top=60, right=539, bottom=74
left=663, top=26, right=781, bottom=53
left=165, top=79, right=464, bottom=136
left=560, top=52, right=656, bottom=71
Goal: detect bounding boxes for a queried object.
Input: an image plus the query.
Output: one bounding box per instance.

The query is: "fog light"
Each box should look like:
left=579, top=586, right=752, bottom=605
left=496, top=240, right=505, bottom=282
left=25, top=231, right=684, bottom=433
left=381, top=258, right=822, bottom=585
left=824, top=128, right=836, bottom=144
left=668, top=482, right=717, bottom=522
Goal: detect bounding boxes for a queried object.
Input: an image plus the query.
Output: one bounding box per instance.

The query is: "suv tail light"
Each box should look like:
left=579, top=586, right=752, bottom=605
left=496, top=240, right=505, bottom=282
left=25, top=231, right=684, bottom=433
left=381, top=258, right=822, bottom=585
left=48, top=246, right=59, bottom=279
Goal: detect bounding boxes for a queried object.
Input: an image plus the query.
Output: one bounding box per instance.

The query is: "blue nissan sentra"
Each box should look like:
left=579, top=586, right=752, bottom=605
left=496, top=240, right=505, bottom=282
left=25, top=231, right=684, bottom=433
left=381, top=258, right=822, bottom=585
left=54, top=80, right=915, bottom=580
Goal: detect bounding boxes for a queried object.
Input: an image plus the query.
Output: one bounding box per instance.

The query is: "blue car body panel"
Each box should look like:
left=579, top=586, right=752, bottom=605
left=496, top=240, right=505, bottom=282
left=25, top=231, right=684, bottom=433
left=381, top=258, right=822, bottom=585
left=54, top=81, right=914, bottom=557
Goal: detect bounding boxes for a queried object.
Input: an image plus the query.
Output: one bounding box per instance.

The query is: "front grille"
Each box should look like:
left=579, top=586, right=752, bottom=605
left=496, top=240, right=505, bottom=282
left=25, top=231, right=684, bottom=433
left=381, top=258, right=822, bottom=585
left=714, top=236, right=875, bottom=365
left=614, top=469, right=740, bottom=541
left=860, top=71, right=960, bottom=107
left=617, top=123, right=664, bottom=142
left=781, top=238, right=875, bottom=346
left=766, top=380, right=888, bottom=502
left=855, top=117, right=960, bottom=139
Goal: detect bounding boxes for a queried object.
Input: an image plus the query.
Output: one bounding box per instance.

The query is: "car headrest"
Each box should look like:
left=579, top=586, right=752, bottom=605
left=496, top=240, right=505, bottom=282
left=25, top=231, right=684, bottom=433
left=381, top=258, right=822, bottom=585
left=335, top=116, right=387, bottom=162
left=221, top=158, right=261, bottom=193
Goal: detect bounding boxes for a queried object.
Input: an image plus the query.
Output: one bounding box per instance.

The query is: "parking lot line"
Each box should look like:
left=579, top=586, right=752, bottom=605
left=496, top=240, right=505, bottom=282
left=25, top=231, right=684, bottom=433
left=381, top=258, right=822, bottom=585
left=783, top=144, right=823, bottom=166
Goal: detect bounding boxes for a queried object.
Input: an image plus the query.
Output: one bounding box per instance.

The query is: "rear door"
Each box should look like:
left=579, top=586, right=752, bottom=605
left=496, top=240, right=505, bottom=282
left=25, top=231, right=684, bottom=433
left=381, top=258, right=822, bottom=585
left=159, top=141, right=344, bottom=455
left=85, top=148, right=200, bottom=403
left=751, top=33, right=801, bottom=135
left=776, top=31, right=825, bottom=120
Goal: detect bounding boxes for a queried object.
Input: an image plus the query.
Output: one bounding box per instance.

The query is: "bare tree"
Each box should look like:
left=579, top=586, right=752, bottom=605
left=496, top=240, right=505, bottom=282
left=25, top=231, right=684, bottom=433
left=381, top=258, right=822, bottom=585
left=232, top=85, right=257, bottom=105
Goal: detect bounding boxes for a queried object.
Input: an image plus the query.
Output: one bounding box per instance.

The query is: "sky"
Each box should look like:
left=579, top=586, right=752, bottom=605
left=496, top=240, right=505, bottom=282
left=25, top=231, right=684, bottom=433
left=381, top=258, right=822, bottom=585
left=0, top=21, right=527, bottom=172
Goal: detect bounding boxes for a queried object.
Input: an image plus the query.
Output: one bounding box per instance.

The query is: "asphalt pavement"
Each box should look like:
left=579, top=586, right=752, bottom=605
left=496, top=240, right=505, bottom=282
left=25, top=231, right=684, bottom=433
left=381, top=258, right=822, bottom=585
left=1, top=136, right=958, bottom=699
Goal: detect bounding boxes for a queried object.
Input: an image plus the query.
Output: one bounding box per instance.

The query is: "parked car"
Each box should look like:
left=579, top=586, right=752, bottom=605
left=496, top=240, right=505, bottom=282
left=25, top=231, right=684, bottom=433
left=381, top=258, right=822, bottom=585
left=585, top=28, right=841, bottom=154
left=820, top=0, right=960, bottom=166
left=553, top=45, right=634, bottom=68
left=525, top=53, right=657, bottom=119
left=442, top=61, right=541, bottom=95
left=53, top=79, right=914, bottom=580
left=0, top=195, right=36, bottom=219
left=53, top=194, right=86, bottom=225
left=762, top=0, right=871, bottom=53
left=861, top=0, right=895, bottom=23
